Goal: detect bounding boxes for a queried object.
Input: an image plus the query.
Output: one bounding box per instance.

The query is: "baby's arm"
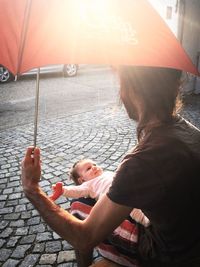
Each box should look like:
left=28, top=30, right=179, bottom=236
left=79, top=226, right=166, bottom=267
left=62, top=183, right=91, bottom=199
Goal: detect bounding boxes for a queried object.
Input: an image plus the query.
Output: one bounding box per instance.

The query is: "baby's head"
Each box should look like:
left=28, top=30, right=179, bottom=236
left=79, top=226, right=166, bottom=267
left=69, top=159, right=103, bottom=185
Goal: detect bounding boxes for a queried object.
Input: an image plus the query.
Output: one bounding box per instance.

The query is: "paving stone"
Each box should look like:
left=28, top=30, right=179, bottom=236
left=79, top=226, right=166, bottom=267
left=0, top=169, right=8, bottom=174
left=6, top=199, right=19, bottom=207
left=19, top=253, right=40, bottom=267
left=43, top=173, right=54, bottom=179
left=0, top=207, right=14, bottom=215
left=32, top=209, right=39, bottom=216
left=21, top=211, right=32, bottom=219
left=43, top=167, right=55, bottom=174
left=15, top=226, right=29, bottom=236
left=45, top=240, right=62, bottom=253
left=57, top=250, right=76, bottom=263
left=0, top=201, right=5, bottom=208
left=0, top=248, right=12, bottom=261
left=53, top=170, right=63, bottom=176
left=39, top=253, right=57, bottom=265
left=49, top=162, right=59, bottom=167
left=11, top=244, right=31, bottom=258
left=7, top=181, right=20, bottom=188
left=14, top=186, right=23, bottom=193
left=2, top=259, right=20, bottom=267
left=19, top=198, right=30, bottom=205
left=9, top=175, right=20, bottom=182
left=27, top=203, right=34, bottom=210
left=10, top=162, right=19, bottom=167
left=29, top=224, right=46, bottom=234
left=15, top=204, right=26, bottom=212
left=0, top=239, right=6, bottom=248
left=53, top=232, right=62, bottom=240
left=33, top=242, right=45, bottom=253
left=8, top=192, right=21, bottom=200
left=58, top=263, right=77, bottom=267
left=4, top=212, right=20, bottom=220
left=10, top=220, right=25, bottom=227
left=3, top=153, right=11, bottom=158
left=36, top=232, right=53, bottom=242
left=0, top=184, right=6, bottom=190
left=6, top=236, right=21, bottom=248
left=40, top=180, right=51, bottom=187
left=1, top=164, right=11, bottom=169
left=19, top=234, right=36, bottom=244
left=0, top=158, right=6, bottom=165
left=27, top=216, right=40, bottom=225
left=0, top=227, right=13, bottom=238
left=62, top=240, right=73, bottom=250
left=8, top=167, right=18, bottom=173
left=2, top=188, right=13, bottom=194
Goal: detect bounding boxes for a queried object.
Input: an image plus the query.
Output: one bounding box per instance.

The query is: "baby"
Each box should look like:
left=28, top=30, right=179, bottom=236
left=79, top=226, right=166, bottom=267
left=51, top=159, right=150, bottom=227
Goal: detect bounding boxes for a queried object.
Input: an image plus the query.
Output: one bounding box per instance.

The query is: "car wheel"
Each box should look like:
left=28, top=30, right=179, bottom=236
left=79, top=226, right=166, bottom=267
left=0, top=65, right=14, bottom=83
left=63, top=64, right=78, bottom=77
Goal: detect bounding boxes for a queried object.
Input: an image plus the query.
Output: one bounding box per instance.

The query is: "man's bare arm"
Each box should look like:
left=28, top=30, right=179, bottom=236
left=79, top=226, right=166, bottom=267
left=21, top=147, right=132, bottom=252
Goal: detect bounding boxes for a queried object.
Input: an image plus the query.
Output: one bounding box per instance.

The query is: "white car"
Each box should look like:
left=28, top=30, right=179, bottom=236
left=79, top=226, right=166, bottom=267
left=0, top=64, right=78, bottom=83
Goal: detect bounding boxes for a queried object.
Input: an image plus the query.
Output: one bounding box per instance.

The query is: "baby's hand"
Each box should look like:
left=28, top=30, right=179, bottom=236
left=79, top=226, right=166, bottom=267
left=49, top=182, right=63, bottom=201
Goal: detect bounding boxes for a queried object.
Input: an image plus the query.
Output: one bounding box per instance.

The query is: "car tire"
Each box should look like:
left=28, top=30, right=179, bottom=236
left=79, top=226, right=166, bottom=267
left=63, top=64, right=78, bottom=77
left=0, top=65, right=14, bottom=83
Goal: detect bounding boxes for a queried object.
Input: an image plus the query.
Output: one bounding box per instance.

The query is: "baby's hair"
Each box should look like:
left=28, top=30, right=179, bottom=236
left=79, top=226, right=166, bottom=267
left=69, top=159, right=86, bottom=185
left=69, top=158, right=97, bottom=185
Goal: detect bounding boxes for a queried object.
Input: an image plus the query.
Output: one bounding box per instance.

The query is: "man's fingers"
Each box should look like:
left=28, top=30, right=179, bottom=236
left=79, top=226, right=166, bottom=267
left=21, top=146, right=34, bottom=168
left=22, top=146, right=40, bottom=167
left=34, top=147, right=40, bottom=166
left=25, top=146, right=35, bottom=158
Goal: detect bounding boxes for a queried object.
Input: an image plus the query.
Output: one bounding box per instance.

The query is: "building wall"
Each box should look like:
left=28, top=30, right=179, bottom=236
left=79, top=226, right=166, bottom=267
left=149, top=0, right=179, bottom=36
left=178, top=0, right=200, bottom=94
left=147, top=0, right=199, bottom=93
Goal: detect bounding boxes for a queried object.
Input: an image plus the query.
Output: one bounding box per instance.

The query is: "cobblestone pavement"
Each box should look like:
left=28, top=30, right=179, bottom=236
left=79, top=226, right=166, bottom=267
left=0, top=95, right=200, bottom=267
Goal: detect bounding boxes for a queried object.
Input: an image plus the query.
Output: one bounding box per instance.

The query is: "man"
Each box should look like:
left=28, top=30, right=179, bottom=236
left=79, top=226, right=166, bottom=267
left=21, top=66, right=200, bottom=267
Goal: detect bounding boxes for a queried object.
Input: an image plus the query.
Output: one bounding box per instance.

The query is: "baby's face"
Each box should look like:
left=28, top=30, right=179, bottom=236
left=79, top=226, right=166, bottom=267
left=77, top=160, right=103, bottom=182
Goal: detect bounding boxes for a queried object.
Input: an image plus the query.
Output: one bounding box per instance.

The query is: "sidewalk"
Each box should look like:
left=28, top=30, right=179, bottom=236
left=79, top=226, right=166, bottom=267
left=0, top=96, right=200, bottom=267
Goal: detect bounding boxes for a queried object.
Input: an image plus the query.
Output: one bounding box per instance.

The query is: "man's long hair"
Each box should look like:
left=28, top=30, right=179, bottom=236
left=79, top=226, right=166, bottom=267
left=118, top=66, right=182, bottom=140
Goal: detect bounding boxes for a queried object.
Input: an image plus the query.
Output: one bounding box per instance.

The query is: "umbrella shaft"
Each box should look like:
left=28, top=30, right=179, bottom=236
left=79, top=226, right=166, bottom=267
left=34, top=68, right=40, bottom=147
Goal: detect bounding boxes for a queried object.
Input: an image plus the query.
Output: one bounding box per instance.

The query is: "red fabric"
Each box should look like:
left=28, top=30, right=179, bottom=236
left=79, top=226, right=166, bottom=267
left=119, top=220, right=139, bottom=237
left=70, top=199, right=140, bottom=267
left=0, top=0, right=199, bottom=76
left=70, top=200, right=94, bottom=217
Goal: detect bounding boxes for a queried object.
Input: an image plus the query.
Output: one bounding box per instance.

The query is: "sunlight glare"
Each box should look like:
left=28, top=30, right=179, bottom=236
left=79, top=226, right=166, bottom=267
left=72, top=0, right=138, bottom=46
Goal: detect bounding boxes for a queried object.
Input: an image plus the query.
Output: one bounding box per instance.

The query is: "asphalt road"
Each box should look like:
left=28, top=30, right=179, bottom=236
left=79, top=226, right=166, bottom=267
left=0, top=65, right=119, bottom=131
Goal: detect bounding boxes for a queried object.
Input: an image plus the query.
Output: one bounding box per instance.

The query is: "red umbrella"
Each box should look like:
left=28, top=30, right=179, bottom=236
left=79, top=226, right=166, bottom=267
left=0, top=0, right=199, bottom=75
left=0, top=0, right=199, bottom=146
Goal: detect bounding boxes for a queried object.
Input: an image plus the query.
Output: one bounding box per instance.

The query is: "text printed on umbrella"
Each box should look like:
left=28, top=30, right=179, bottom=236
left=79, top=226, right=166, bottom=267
left=81, top=15, right=139, bottom=45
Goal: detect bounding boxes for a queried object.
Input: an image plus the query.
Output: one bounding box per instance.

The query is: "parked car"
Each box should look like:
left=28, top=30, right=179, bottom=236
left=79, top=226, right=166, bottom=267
left=0, top=64, right=78, bottom=83
left=0, top=65, right=14, bottom=83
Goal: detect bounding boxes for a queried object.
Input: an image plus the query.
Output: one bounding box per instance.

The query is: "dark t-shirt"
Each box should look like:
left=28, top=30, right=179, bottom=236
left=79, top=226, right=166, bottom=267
left=107, top=116, right=200, bottom=264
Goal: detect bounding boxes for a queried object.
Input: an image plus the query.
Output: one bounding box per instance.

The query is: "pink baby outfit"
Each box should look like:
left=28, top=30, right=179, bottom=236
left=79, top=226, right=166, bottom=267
left=63, top=171, right=150, bottom=227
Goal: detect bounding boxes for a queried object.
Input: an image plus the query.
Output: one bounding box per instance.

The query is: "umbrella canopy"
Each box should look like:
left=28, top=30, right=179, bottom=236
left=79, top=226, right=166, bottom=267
left=0, top=0, right=199, bottom=76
